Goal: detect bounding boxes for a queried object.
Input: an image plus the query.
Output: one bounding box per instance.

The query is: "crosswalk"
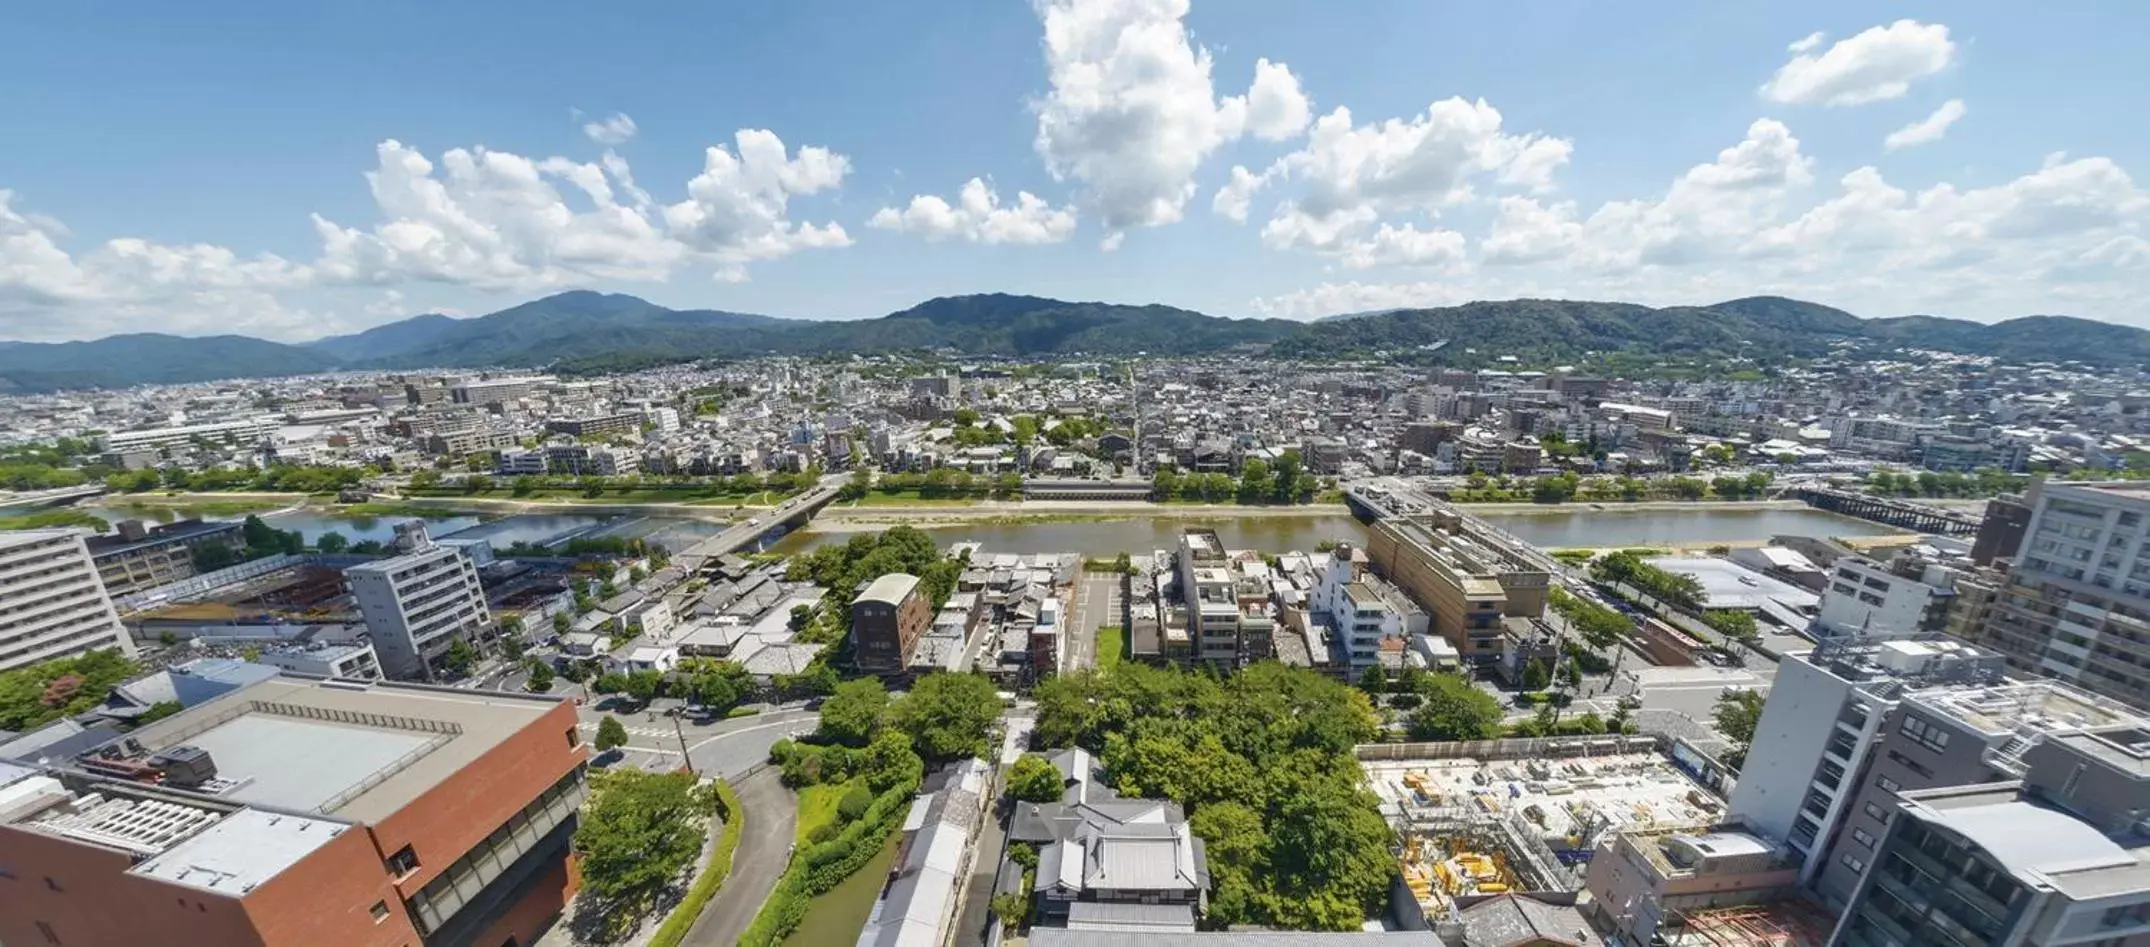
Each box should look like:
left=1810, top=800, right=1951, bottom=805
left=578, top=720, right=676, bottom=739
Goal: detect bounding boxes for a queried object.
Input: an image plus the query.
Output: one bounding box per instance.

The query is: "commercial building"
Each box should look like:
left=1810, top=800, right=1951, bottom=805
left=854, top=572, right=930, bottom=674
left=1584, top=827, right=1802, bottom=945
left=84, top=519, right=244, bottom=598
left=542, top=444, right=639, bottom=477
left=0, top=675, right=587, bottom=947
left=0, top=529, right=133, bottom=673
left=97, top=416, right=281, bottom=454
left=346, top=537, right=493, bottom=680
left=255, top=640, right=384, bottom=680
left=1976, top=480, right=2150, bottom=707
left=1833, top=721, right=2150, bottom=947
left=1366, top=512, right=1549, bottom=667
left=543, top=413, right=641, bottom=439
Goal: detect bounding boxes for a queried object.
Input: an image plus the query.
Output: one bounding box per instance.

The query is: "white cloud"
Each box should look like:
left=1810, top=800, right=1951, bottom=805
left=1257, top=124, right=2150, bottom=324
left=1761, top=20, right=1955, bottom=107
left=1237, top=57, right=1312, bottom=141
left=1884, top=99, right=1967, bottom=151
left=582, top=112, right=639, bottom=146
left=1211, top=165, right=1265, bottom=223
left=1788, top=32, right=1826, bottom=56
left=1030, top=0, right=1312, bottom=239
left=4, top=128, right=855, bottom=338
left=1336, top=224, right=1467, bottom=270
left=869, top=178, right=1078, bottom=244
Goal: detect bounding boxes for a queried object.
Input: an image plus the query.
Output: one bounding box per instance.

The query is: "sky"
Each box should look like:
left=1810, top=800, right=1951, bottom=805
left=2, top=0, right=2148, bottom=342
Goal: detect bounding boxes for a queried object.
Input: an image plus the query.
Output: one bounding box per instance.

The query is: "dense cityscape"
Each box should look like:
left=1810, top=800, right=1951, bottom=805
left=0, top=336, right=2147, bottom=947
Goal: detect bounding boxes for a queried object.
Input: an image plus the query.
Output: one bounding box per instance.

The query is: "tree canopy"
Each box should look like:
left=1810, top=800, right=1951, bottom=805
left=573, top=769, right=716, bottom=929
left=1006, top=753, right=1066, bottom=804
left=1407, top=673, right=1505, bottom=742
left=817, top=678, right=890, bottom=748
left=1032, top=662, right=1390, bottom=931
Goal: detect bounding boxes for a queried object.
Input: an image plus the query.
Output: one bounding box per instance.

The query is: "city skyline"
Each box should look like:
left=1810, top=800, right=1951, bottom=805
left=3, top=1, right=2148, bottom=342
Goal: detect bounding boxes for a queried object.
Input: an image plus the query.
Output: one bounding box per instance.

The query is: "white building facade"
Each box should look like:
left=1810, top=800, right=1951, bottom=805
left=0, top=529, right=133, bottom=672
left=347, top=542, right=492, bottom=680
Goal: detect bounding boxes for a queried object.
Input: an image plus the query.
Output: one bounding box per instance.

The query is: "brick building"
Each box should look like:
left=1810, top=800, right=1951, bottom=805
left=0, top=675, right=587, bottom=947
left=853, top=573, right=930, bottom=674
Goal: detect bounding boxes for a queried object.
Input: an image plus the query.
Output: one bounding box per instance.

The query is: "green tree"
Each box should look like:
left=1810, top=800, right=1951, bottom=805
left=886, top=672, right=1000, bottom=762
left=991, top=893, right=1030, bottom=934
left=818, top=678, right=890, bottom=747
left=572, top=770, right=713, bottom=924
left=314, top=530, right=349, bottom=554
left=1714, top=689, right=1766, bottom=770
left=1409, top=675, right=1503, bottom=741
left=622, top=669, right=665, bottom=705
left=552, top=611, right=572, bottom=635
left=1357, top=665, right=1387, bottom=696
left=595, top=714, right=630, bottom=752
left=685, top=660, right=754, bottom=714
left=863, top=729, right=925, bottom=794
left=527, top=661, right=556, bottom=693
left=440, top=637, right=478, bottom=678
left=1522, top=658, right=1551, bottom=691
left=1007, top=753, right=1066, bottom=803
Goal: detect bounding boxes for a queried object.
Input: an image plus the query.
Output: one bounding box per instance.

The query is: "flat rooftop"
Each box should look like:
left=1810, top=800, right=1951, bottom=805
left=1644, top=556, right=1819, bottom=611
left=1909, top=679, right=2138, bottom=738
left=123, top=676, right=564, bottom=824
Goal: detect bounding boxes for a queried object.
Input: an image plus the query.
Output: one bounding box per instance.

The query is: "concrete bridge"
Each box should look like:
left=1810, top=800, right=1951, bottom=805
left=0, top=484, right=108, bottom=510
left=675, top=479, right=847, bottom=566
left=1795, top=486, right=1981, bottom=535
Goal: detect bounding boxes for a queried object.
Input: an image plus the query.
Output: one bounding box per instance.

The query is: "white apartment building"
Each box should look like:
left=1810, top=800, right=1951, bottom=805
left=1308, top=544, right=1426, bottom=672
left=347, top=540, right=492, bottom=680
left=0, top=529, right=133, bottom=672
left=1977, top=480, right=2150, bottom=707
left=97, top=416, right=281, bottom=454
left=1814, top=555, right=1956, bottom=640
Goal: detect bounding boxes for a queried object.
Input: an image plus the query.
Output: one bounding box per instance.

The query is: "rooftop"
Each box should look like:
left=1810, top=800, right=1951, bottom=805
left=84, top=519, right=240, bottom=557
left=119, top=676, right=565, bottom=824
left=859, top=572, right=922, bottom=606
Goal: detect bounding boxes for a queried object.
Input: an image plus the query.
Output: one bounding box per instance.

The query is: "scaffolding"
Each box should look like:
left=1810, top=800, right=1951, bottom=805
left=1670, top=903, right=1834, bottom=946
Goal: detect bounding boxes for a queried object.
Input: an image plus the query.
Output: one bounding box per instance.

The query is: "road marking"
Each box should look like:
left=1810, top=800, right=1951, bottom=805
left=683, top=717, right=821, bottom=754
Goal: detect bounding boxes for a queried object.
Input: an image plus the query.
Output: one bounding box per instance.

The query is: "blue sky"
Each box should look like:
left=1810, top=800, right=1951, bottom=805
left=2, top=1, right=2146, bottom=341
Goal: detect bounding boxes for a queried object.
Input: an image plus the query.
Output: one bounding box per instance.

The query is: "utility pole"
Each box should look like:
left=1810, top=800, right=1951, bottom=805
left=673, top=711, right=698, bottom=778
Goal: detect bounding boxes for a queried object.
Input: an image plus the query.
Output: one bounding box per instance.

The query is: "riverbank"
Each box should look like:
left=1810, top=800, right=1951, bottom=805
left=1453, top=499, right=1810, bottom=515
left=385, top=494, right=746, bottom=521
left=1544, top=532, right=1929, bottom=555
left=817, top=499, right=1349, bottom=523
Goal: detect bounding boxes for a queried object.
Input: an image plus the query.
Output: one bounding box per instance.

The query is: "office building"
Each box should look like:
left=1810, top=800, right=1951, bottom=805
left=1976, top=480, right=2150, bottom=707
left=853, top=573, right=930, bottom=674
left=347, top=539, right=492, bottom=680
left=1308, top=543, right=1427, bottom=673
left=542, top=444, right=639, bottom=476
left=256, top=640, right=384, bottom=680
left=84, top=519, right=244, bottom=598
left=0, top=529, right=133, bottom=673
left=0, top=675, right=587, bottom=947
left=97, top=416, right=282, bottom=454
left=1365, top=512, right=1549, bottom=667
left=1833, top=722, right=2150, bottom=947
left=1969, top=494, right=2033, bottom=567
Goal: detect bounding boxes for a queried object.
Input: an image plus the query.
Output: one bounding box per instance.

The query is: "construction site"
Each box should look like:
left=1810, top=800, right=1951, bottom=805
left=1363, top=736, right=1729, bottom=923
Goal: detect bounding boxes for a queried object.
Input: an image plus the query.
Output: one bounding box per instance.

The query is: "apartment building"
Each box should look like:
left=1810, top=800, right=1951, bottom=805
left=347, top=539, right=492, bottom=680
left=1814, top=552, right=1965, bottom=640
left=1832, top=724, right=2150, bottom=947
left=1308, top=543, right=1427, bottom=673
left=1365, top=511, right=1549, bottom=667
left=854, top=572, right=930, bottom=675
left=83, top=519, right=243, bottom=598
left=1730, top=635, right=2149, bottom=916
left=0, top=675, right=587, bottom=947
left=543, top=413, right=640, bottom=439
left=1976, top=480, right=2150, bottom=708
left=97, top=416, right=281, bottom=454
left=0, top=529, right=133, bottom=673
left=542, top=444, right=639, bottom=477
left=450, top=376, right=549, bottom=406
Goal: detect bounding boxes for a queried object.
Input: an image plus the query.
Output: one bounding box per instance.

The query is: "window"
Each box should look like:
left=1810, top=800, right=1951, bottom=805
left=1886, top=750, right=1935, bottom=779
left=370, top=900, right=391, bottom=923
left=566, top=727, right=581, bottom=749
left=2101, top=903, right=2150, bottom=930
left=1864, top=801, right=1892, bottom=824
left=1876, top=775, right=1901, bottom=793
left=386, top=845, right=421, bottom=877
left=1841, top=853, right=1867, bottom=873
left=1851, top=828, right=1877, bottom=849
left=1897, top=714, right=1951, bottom=754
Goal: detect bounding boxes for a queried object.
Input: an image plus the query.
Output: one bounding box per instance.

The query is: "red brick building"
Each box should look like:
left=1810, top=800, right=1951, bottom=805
left=853, top=572, right=930, bottom=674
left=0, top=676, right=587, bottom=947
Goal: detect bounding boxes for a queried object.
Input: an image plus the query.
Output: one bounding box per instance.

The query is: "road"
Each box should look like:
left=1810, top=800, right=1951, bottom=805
left=575, top=704, right=821, bottom=778
left=683, top=766, right=798, bottom=947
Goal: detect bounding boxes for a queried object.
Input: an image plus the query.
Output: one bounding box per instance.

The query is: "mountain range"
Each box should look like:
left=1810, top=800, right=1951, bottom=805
left=0, top=291, right=2141, bottom=392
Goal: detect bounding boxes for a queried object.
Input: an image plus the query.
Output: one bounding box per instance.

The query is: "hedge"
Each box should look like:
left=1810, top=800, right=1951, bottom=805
left=737, top=776, right=920, bottom=946
left=649, top=779, right=744, bottom=947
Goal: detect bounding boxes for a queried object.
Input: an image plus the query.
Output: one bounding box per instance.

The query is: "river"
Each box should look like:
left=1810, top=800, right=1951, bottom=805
left=75, top=500, right=1902, bottom=556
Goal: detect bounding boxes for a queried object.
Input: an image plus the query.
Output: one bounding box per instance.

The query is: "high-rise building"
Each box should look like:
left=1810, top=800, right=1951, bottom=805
left=0, top=529, right=133, bottom=673
left=1813, top=550, right=1974, bottom=640
left=1969, top=494, right=2033, bottom=567
left=1307, top=543, right=1427, bottom=673
left=1364, top=512, right=1549, bottom=667
left=1833, top=723, right=2150, bottom=947
left=346, top=538, right=492, bottom=680
left=0, top=675, right=587, bottom=947
left=1975, top=480, right=2150, bottom=707
left=1729, top=635, right=2148, bottom=916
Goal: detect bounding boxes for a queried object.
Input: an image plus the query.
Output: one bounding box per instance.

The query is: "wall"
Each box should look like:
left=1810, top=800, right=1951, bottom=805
left=1724, top=656, right=1849, bottom=846
left=244, top=820, right=426, bottom=947
left=0, top=822, right=269, bottom=947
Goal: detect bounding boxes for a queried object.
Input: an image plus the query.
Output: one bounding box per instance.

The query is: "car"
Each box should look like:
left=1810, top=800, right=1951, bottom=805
left=590, top=747, right=627, bottom=768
